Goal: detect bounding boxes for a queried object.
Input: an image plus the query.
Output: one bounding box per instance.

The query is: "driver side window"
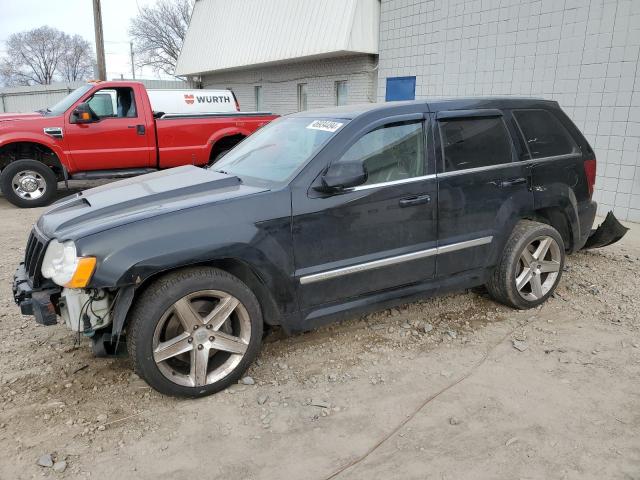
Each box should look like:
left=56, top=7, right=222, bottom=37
left=87, top=88, right=138, bottom=119
left=336, top=121, right=425, bottom=186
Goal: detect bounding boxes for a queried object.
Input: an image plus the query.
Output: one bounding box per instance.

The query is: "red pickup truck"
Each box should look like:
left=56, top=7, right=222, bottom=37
left=0, top=81, right=277, bottom=207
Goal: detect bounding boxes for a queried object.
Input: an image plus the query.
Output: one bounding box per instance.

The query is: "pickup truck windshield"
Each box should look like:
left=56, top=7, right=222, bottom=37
left=45, top=84, right=93, bottom=115
left=213, top=117, right=348, bottom=184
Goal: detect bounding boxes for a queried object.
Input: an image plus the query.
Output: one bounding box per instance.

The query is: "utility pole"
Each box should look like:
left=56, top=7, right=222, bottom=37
left=92, top=0, right=107, bottom=80
left=130, top=42, right=136, bottom=79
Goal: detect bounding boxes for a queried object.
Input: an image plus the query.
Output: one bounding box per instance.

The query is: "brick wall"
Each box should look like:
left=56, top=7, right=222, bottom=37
left=201, top=55, right=379, bottom=116
left=378, top=0, right=640, bottom=221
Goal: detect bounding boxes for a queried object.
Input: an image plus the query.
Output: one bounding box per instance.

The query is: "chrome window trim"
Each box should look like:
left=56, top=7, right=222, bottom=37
left=437, top=162, right=514, bottom=178
left=350, top=174, right=437, bottom=191
left=299, top=236, right=493, bottom=285
left=521, top=152, right=582, bottom=165
left=436, top=152, right=583, bottom=178
left=343, top=152, right=582, bottom=186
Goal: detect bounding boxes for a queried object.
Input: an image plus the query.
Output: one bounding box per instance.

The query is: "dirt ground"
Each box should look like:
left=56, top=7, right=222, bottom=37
left=0, top=182, right=639, bottom=480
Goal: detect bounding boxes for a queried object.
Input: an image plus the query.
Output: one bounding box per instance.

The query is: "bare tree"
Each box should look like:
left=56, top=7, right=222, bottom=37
left=0, top=27, right=66, bottom=86
left=59, top=35, right=95, bottom=82
left=129, top=0, right=194, bottom=76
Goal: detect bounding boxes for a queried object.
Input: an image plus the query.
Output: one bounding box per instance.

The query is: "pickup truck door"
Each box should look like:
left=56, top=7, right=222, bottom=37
left=292, top=115, right=437, bottom=311
left=435, top=110, right=534, bottom=277
left=65, top=86, right=154, bottom=171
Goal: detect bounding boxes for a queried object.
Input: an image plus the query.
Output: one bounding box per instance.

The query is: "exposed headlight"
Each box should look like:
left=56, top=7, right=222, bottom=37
left=41, top=240, right=96, bottom=288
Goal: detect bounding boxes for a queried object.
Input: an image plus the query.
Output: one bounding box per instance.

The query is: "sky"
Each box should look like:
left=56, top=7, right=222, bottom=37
left=0, top=0, right=173, bottom=81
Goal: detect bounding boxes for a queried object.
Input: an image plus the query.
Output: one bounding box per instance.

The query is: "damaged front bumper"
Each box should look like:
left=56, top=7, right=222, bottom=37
left=583, top=211, right=629, bottom=249
left=13, top=263, right=126, bottom=339
left=13, top=263, right=116, bottom=334
left=12, top=263, right=60, bottom=326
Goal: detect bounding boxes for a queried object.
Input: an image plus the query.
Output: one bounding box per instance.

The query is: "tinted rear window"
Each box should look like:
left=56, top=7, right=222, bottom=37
left=439, top=117, right=513, bottom=172
left=513, top=109, right=578, bottom=159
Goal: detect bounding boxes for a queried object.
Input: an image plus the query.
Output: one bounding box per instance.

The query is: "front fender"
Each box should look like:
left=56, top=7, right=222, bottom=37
left=75, top=190, right=297, bottom=316
left=0, top=132, right=68, bottom=166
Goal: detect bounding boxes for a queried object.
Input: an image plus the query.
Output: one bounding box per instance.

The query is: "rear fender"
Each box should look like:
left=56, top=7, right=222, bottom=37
left=207, top=127, right=251, bottom=158
left=533, top=184, right=581, bottom=252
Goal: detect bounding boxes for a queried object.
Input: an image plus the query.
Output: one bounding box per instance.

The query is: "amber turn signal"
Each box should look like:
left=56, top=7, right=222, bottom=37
left=65, top=257, right=97, bottom=289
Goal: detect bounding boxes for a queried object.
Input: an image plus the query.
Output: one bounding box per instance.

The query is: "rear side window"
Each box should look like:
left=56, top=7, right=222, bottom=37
left=439, top=117, right=513, bottom=172
left=513, top=109, right=578, bottom=159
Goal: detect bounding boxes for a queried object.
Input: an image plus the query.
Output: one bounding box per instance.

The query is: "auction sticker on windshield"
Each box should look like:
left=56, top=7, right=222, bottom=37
left=306, top=120, right=344, bottom=132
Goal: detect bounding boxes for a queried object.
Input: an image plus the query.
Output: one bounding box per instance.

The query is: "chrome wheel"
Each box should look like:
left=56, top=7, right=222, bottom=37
left=515, top=235, right=562, bottom=301
left=152, top=290, right=251, bottom=387
left=11, top=170, right=47, bottom=200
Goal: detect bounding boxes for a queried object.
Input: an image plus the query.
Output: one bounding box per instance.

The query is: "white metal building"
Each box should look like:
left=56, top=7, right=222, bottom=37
left=376, top=0, right=640, bottom=221
left=178, top=0, right=640, bottom=222
left=176, top=0, right=380, bottom=114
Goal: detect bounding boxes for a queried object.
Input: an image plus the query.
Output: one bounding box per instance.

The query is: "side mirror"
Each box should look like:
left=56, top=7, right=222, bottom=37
left=316, top=161, right=368, bottom=192
left=72, top=102, right=97, bottom=124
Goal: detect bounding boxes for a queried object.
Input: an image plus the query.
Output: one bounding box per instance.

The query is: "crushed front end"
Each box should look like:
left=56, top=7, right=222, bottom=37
left=12, top=226, right=119, bottom=345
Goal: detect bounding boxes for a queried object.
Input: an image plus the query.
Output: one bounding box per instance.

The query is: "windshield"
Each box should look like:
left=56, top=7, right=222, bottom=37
left=45, top=84, right=93, bottom=115
left=213, top=117, right=348, bottom=185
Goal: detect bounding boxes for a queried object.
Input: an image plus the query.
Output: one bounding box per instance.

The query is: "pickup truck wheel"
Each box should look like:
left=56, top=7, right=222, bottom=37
left=487, top=220, right=565, bottom=309
left=0, top=160, right=57, bottom=208
left=209, top=148, right=230, bottom=165
left=127, top=267, right=263, bottom=398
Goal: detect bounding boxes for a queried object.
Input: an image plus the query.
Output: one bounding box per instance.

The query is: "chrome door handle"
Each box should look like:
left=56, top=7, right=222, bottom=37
left=492, top=177, right=527, bottom=188
left=399, top=194, right=431, bottom=207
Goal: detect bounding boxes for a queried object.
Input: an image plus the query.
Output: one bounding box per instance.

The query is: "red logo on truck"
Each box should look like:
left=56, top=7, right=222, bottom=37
left=184, top=94, right=195, bottom=105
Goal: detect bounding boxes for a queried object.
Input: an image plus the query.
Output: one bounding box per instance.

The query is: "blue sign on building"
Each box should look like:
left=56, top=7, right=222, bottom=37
left=385, top=76, right=416, bottom=101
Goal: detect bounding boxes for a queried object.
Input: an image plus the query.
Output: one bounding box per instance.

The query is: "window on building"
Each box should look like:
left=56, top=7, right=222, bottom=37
left=255, top=86, right=264, bottom=111
left=439, top=117, right=513, bottom=172
left=297, top=83, right=308, bottom=111
left=385, top=76, right=416, bottom=102
left=513, top=109, right=579, bottom=160
left=333, top=121, right=425, bottom=185
left=335, top=80, right=348, bottom=106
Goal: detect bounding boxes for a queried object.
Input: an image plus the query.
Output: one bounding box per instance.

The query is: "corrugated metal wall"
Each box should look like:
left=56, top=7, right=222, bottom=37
left=0, top=82, right=85, bottom=114
left=176, top=0, right=379, bottom=75
left=0, top=79, right=197, bottom=113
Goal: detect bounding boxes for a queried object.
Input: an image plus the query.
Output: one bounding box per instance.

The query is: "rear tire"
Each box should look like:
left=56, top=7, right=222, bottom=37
left=209, top=148, right=230, bottom=166
left=0, top=159, right=58, bottom=208
left=127, top=267, right=263, bottom=398
left=486, top=220, right=565, bottom=309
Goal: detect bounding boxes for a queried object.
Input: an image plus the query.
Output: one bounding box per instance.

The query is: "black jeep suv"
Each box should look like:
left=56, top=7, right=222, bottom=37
left=13, top=98, right=626, bottom=397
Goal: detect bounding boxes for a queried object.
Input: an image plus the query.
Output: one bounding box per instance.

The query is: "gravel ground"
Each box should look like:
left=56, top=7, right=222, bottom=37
left=0, top=183, right=639, bottom=479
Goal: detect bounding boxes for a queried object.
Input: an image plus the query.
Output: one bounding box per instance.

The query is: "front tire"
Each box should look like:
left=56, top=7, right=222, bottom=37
left=127, top=267, right=263, bottom=398
left=487, top=220, right=565, bottom=309
left=0, top=159, right=58, bottom=208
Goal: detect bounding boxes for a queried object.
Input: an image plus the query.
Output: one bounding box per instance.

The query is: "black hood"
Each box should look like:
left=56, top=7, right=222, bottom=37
left=37, top=166, right=269, bottom=240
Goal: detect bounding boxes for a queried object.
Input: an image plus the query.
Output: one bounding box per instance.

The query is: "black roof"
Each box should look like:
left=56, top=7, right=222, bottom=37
left=291, top=97, right=559, bottom=120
